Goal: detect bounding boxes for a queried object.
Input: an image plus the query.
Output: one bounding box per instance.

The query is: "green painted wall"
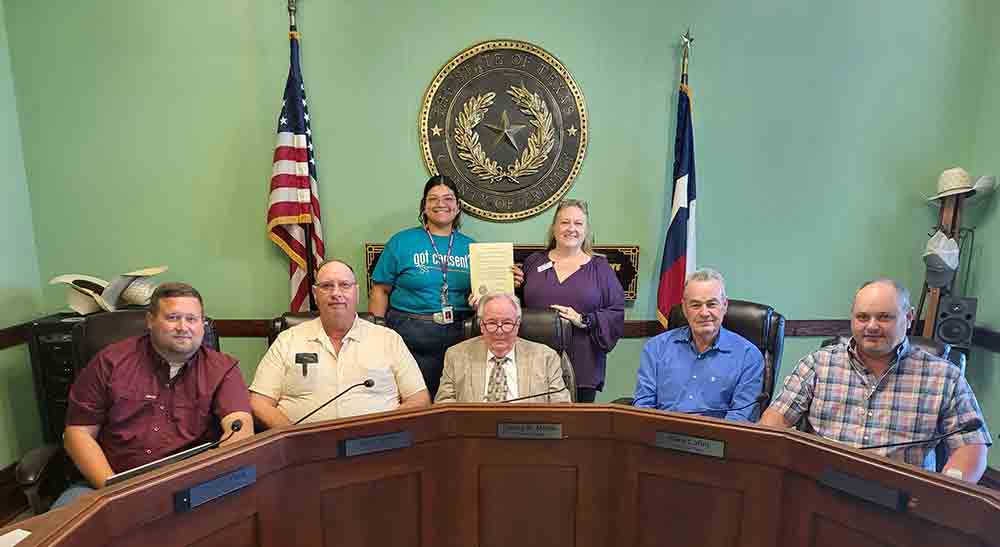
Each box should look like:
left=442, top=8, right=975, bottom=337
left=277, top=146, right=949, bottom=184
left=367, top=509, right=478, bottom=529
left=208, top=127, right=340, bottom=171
left=1, top=0, right=998, bottom=464
left=965, top=1, right=1000, bottom=468
left=0, top=0, right=43, bottom=467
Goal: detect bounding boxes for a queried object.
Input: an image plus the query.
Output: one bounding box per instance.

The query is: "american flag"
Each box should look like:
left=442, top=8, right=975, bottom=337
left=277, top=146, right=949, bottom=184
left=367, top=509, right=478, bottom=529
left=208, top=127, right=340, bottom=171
left=267, top=31, right=325, bottom=312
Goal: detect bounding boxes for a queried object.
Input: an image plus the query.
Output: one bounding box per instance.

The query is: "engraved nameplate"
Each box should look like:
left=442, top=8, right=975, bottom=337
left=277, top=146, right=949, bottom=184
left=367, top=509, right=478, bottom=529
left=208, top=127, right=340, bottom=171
left=337, top=431, right=412, bottom=458
left=819, top=468, right=909, bottom=512
left=497, top=423, right=564, bottom=439
left=654, top=432, right=726, bottom=459
left=174, top=465, right=256, bottom=513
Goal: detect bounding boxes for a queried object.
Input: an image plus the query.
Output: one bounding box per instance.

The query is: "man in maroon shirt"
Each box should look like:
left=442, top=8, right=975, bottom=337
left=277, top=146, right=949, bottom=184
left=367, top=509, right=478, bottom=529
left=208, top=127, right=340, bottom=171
left=54, top=282, right=252, bottom=508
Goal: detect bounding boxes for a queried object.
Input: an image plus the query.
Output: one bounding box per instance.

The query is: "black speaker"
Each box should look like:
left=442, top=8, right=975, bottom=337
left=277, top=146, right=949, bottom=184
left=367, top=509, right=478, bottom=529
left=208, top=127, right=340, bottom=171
left=934, top=296, right=977, bottom=349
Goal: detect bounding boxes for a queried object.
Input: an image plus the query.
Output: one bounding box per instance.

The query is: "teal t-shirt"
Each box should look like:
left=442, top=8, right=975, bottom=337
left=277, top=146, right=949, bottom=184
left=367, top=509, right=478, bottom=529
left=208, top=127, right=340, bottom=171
left=372, top=226, right=474, bottom=313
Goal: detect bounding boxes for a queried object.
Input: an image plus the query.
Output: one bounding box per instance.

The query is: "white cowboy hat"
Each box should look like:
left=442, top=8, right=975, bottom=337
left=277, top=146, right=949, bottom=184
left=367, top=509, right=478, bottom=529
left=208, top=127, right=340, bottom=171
left=926, top=167, right=975, bottom=201
left=49, top=274, right=109, bottom=315
left=97, top=266, right=169, bottom=312
left=964, top=175, right=997, bottom=205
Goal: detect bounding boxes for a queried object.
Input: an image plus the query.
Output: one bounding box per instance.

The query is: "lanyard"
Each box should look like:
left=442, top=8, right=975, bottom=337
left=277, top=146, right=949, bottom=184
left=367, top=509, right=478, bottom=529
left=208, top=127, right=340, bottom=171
left=424, top=228, right=455, bottom=307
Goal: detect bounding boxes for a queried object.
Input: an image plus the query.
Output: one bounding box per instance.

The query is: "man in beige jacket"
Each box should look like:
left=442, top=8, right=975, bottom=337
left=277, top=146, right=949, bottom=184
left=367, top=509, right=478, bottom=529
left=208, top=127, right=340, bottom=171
left=436, top=292, right=571, bottom=404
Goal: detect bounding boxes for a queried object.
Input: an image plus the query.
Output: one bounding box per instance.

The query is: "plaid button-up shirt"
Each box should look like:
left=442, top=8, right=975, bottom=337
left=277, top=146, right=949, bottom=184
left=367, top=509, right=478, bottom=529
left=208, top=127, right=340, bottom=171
left=768, top=338, right=990, bottom=471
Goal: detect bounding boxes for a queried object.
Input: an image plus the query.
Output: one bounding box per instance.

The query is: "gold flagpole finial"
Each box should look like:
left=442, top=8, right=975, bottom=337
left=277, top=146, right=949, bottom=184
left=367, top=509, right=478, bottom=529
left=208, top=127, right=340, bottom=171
left=680, top=27, right=694, bottom=83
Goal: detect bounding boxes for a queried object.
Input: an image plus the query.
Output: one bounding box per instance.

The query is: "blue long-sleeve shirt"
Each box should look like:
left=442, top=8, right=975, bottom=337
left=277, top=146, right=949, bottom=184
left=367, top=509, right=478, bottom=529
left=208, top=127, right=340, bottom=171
left=632, top=326, right=764, bottom=422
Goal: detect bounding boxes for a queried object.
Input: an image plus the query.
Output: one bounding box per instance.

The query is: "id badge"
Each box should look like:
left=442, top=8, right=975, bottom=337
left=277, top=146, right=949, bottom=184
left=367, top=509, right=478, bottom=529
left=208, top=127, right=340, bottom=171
left=434, top=306, right=454, bottom=325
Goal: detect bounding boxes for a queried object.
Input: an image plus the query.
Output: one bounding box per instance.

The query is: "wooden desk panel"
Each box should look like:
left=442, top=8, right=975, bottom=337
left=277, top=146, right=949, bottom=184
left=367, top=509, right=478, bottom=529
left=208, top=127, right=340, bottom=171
left=3, top=406, right=999, bottom=547
left=455, top=438, right=613, bottom=547
left=612, top=443, right=783, bottom=547
left=779, top=473, right=987, bottom=547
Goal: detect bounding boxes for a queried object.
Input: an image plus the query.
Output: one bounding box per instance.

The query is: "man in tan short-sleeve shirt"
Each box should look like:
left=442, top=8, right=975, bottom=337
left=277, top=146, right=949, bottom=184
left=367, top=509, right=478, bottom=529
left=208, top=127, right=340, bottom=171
left=250, top=260, right=430, bottom=427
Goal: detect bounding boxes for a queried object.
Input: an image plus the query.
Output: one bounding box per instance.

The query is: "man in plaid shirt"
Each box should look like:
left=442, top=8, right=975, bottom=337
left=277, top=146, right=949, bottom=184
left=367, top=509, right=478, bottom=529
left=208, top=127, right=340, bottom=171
left=760, top=279, right=990, bottom=483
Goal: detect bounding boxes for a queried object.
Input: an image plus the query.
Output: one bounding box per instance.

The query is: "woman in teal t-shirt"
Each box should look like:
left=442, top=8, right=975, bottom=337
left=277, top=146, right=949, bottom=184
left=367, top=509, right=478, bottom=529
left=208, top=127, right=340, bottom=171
left=369, top=175, right=474, bottom=398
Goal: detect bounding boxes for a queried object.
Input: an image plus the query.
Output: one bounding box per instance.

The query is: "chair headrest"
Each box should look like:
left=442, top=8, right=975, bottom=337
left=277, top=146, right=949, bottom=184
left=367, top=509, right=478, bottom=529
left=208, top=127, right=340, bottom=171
left=74, top=310, right=219, bottom=369
left=466, top=308, right=568, bottom=353
left=282, top=311, right=319, bottom=330
left=722, top=300, right=774, bottom=347
left=668, top=299, right=774, bottom=348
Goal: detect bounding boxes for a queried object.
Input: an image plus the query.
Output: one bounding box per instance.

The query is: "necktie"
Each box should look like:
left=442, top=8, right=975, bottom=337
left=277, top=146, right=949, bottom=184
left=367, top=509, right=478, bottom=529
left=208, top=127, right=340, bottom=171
left=486, top=356, right=510, bottom=402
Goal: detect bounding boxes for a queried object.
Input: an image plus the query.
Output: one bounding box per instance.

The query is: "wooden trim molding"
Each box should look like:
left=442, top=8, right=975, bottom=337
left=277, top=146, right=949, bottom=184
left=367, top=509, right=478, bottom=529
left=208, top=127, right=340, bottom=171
left=974, top=327, right=1000, bottom=355
left=0, top=322, right=31, bottom=352
left=212, top=319, right=271, bottom=339
left=2, top=317, right=999, bottom=353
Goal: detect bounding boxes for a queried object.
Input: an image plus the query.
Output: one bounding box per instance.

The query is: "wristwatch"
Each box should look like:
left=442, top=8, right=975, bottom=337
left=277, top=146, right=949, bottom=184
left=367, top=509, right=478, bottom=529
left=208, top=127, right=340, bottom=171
left=580, top=313, right=592, bottom=330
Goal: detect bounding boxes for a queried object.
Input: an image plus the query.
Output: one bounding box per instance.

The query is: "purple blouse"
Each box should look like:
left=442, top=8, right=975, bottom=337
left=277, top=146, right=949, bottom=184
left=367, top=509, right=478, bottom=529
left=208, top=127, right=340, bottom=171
left=521, top=251, right=625, bottom=390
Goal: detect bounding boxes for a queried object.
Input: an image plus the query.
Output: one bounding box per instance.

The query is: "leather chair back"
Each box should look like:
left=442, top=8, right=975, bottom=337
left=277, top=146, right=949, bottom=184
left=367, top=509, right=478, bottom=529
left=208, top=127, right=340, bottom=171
left=72, top=309, right=220, bottom=372
left=463, top=308, right=577, bottom=402
left=268, top=311, right=384, bottom=346
left=667, top=299, right=785, bottom=420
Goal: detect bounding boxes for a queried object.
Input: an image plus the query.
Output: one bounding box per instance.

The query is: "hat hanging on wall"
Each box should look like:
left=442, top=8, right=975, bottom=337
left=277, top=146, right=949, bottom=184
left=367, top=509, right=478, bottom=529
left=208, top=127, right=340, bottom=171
left=926, top=167, right=975, bottom=202
left=964, top=175, right=997, bottom=206
left=49, top=266, right=169, bottom=314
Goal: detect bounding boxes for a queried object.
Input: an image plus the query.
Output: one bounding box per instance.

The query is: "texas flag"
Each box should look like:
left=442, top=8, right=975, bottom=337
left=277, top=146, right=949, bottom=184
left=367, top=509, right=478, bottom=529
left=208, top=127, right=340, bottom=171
left=656, top=82, right=696, bottom=327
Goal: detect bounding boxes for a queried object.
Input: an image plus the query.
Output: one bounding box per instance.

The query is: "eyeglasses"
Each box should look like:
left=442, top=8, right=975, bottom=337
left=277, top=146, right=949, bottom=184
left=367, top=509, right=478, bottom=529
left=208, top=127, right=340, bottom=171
left=426, top=195, right=457, bottom=205
left=481, top=320, right=519, bottom=333
left=313, top=281, right=356, bottom=293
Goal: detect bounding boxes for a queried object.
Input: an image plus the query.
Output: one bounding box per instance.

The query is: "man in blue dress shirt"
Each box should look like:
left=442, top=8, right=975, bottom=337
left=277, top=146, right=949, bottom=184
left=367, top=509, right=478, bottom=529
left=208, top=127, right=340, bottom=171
left=632, top=268, right=764, bottom=422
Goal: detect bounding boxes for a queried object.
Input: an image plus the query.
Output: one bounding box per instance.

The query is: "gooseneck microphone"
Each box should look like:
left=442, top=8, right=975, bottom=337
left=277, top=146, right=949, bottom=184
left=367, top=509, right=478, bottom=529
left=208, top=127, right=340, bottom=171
left=499, top=385, right=568, bottom=403
left=683, top=393, right=769, bottom=416
left=208, top=419, right=244, bottom=450
left=630, top=393, right=657, bottom=407
left=859, top=418, right=983, bottom=450
left=632, top=393, right=768, bottom=416
left=293, top=379, right=375, bottom=425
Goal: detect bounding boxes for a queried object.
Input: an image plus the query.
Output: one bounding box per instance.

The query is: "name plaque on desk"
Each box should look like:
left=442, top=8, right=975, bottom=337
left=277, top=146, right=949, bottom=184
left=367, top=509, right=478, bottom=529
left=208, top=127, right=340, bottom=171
left=819, top=468, right=909, bottom=512
left=654, top=432, right=726, bottom=459
left=337, top=431, right=413, bottom=458
left=497, top=423, right=563, bottom=439
left=174, top=465, right=256, bottom=513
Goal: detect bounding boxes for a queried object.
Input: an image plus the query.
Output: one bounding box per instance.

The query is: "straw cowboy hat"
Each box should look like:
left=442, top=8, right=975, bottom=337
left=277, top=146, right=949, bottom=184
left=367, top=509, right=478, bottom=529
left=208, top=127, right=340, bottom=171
left=926, top=167, right=975, bottom=201
left=50, top=266, right=168, bottom=314
left=48, top=274, right=109, bottom=315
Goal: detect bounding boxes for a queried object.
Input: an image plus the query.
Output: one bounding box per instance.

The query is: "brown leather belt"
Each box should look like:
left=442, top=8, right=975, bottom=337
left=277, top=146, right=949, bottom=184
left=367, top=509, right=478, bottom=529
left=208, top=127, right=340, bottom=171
left=391, top=310, right=437, bottom=321
left=389, top=309, right=473, bottom=322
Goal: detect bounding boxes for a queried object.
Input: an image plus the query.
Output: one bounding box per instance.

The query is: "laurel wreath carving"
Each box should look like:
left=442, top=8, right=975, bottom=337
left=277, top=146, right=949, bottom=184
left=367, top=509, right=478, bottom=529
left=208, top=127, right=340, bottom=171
left=454, top=84, right=555, bottom=184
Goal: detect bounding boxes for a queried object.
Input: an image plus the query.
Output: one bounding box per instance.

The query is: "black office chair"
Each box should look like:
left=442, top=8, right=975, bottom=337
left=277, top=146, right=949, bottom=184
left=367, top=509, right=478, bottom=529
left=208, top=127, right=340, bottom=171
left=463, top=308, right=577, bottom=402
left=16, top=310, right=220, bottom=514
left=612, top=300, right=786, bottom=420
left=267, top=311, right=384, bottom=346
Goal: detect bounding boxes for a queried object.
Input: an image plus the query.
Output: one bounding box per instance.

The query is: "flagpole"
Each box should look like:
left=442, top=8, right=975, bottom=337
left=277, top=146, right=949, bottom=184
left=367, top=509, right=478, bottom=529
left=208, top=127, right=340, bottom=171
left=656, top=27, right=698, bottom=327
left=288, top=0, right=318, bottom=311
left=680, top=27, right=693, bottom=85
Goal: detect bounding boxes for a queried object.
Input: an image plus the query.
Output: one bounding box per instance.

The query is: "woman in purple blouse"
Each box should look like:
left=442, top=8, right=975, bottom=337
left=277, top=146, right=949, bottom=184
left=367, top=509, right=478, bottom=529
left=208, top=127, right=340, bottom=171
left=519, top=199, right=625, bottom=402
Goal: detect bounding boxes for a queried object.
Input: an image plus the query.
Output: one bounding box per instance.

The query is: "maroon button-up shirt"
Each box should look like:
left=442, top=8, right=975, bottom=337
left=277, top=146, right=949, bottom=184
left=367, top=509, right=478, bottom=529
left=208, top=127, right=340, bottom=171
left=66, top=334, right=250, bottom=474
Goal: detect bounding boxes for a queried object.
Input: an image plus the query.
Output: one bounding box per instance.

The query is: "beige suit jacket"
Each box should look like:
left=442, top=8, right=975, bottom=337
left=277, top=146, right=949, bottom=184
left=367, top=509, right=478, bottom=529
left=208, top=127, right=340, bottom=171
left=436, top=337, right=571, bottom=404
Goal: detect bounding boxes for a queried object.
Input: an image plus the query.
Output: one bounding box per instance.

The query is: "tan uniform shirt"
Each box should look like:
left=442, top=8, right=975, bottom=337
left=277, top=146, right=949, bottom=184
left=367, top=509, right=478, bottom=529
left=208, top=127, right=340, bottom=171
left=250, top=316, right=425, bottom=423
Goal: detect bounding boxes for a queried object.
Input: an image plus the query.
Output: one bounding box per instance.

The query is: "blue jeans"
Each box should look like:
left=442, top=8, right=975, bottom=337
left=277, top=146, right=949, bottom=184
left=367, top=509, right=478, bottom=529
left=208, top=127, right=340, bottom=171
left=386, top=309, right=468, bottom=399
left=51, top=482, right=95, bottom=509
